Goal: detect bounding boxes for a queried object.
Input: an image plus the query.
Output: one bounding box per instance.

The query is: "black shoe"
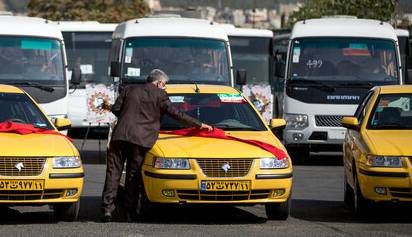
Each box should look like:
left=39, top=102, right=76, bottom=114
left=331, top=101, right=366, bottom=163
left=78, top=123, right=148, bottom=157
left=102, top=212, right=112, bottom=222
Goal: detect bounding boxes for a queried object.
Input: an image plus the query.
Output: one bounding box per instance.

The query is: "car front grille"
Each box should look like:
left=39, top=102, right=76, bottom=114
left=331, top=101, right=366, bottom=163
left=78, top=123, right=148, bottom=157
left=389, top=187, right=412, bottom=199
left=0, top=189, right=65, bottom=200
left=177, top=190, right=271, bottom=201
left=0, top=157, right=47, bottom=176
left=315, top=115, right=346, bottom=127
left=196, top=159, right=253, bottom=178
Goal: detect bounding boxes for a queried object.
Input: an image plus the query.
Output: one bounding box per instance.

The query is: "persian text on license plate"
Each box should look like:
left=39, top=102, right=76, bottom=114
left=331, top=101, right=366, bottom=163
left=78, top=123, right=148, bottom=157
left=0, top=180, right=44, bottom=191
left=201, top=180, right=250, bottom=191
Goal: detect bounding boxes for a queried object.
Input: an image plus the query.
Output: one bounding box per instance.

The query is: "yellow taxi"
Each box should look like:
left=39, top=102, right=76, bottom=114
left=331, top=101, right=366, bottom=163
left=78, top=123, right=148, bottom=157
left=130, top=84, right=292, bottom=220
left=0, top=85, right=83, bottom=221
left=342, top=85, right=412, bottom=215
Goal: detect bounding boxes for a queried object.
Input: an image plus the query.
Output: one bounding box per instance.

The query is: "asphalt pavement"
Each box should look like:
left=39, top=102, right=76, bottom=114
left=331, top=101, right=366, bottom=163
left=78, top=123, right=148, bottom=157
left=0, top=139, right=412, bottom=237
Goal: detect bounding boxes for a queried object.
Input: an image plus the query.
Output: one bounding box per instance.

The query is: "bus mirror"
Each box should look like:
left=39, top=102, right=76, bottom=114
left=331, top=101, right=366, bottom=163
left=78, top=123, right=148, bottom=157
left=70, top=67, right=81, bottom=85
left=110, top=61, right=121, bottom=77
left=236, top=69, right=247, bottom=85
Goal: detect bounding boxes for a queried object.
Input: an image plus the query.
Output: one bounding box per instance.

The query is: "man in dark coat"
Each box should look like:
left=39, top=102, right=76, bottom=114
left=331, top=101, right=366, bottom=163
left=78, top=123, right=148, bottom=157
left=101, top=69, right=212, bottom=221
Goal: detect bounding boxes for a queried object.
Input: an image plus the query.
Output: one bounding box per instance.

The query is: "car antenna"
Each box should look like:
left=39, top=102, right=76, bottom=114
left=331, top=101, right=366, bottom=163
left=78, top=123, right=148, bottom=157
left=194, top=82, right=200, bottom=93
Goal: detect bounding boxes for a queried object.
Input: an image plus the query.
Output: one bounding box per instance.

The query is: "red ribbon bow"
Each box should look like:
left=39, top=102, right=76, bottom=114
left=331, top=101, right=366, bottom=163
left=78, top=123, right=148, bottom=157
left=161, top=127, right=287, bottom=160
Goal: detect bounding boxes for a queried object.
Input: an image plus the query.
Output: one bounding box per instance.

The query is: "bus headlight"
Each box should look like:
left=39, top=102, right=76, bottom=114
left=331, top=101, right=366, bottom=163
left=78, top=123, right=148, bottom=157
left=285, top=114, right=309, bottom=130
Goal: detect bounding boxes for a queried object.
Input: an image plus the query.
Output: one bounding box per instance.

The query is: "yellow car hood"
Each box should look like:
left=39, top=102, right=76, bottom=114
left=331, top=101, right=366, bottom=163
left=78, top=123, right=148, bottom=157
left=364, top=130, right=412, bottom=156
left=153, top=131, right=285, bottom=158
left=0, top=133, right=77, bottom=157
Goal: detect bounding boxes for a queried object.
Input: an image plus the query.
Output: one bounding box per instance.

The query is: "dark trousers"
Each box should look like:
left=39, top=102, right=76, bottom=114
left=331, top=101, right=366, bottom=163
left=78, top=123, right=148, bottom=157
left=101, top=140, right=149, bottom=214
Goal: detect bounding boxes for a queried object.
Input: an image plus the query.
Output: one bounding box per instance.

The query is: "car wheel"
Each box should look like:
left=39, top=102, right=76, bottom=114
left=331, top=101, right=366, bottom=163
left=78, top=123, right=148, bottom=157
left=343, top=174, right=354, bottom=208
left=265, top=198, right=290, bottom=220
left=353, top=173, right=371, bottom=217
left=136, top=186, right=157, bottom=221
left=53, top=200, right=80, bottom=221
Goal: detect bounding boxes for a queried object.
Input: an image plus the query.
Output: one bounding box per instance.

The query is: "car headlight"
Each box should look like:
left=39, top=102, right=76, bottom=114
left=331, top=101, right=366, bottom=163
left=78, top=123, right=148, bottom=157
left=154, top=158, right=190, bottom=169
left=366, top=155, right=403, bottom=167
left=53, top=156, right=82, bottom=168
left=260, top=157, right=289, bottom=169
left=284, top=114, right=308, bottom=130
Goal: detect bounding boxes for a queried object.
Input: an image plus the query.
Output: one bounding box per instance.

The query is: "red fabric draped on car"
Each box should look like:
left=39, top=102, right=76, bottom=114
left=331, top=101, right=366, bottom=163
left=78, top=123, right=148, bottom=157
left=160, top=127, right=287, bottom=160
left=0, top=121, right=73, bottom=142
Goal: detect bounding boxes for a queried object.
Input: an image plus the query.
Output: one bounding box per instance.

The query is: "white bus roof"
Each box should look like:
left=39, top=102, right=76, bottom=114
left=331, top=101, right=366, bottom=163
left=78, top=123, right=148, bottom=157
left=395, top=29, right=409, bottom=37
left=113, top=17, right=228, bottom=41
left=0, top=16, right=63, bottom=40
left=291, top=18, right=397, bottom=40
left=55, top=21, right=117, bottom=32
left=222, top=25, right=273, bottom=38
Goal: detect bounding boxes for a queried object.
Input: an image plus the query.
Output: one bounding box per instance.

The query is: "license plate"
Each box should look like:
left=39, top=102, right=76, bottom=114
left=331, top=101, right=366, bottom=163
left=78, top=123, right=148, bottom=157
left=329, top=129, right=346, bottom=140
left=0, top=180, right=44, bottom=191
left=201, top=180, right=250, bottom=191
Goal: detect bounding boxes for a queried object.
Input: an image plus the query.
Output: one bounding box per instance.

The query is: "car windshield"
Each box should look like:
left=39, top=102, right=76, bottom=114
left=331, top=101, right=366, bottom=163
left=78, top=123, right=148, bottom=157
left=230, top=37, right=271, bottom=84
left=0, top=92, right=53, bottom=130
left=161, top=93, right=267, bottom=131
left=289, top=37, right=399, bottom=85
left=122, top=37, right=229, bottom=85
left=369, top=94, right=412, bottom=129
left=0, top=36, right=64, bottom=85
left=63, top=32, right=112, bottom=87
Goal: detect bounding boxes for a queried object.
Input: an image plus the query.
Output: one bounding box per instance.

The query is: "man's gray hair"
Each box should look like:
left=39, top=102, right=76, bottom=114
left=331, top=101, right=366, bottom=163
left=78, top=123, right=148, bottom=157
left=147, top=69, right=169, bottom=83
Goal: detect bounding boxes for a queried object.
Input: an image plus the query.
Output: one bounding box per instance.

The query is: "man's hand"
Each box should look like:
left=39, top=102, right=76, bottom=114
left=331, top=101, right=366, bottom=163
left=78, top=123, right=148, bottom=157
left=200, top=123, right=213, bottom=132
left=101, top=99, right=112, bottom=111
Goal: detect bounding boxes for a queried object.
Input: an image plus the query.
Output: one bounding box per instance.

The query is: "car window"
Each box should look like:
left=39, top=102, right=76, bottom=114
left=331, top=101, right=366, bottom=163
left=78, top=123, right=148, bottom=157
left=368, top=94, right=412, bottom=129
left=358, top=92, right=376, bottom=124
left=354, top=91, right=374, bottom=121
left=0, top=92, right=54, bottom=130
left=161, top=93, right=267, bottom=131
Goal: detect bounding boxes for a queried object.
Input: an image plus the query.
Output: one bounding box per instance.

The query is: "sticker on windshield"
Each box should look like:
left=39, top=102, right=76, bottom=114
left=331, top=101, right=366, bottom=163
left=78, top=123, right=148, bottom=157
left=169, top=96, right=185, bottom=103
left=127, top=67, right=140, bottom=77
left=125, top=48, right=133, bottom=63
left=389, top=97, right=410, bottom=111
left=343, top=43, right=370, bottom=56
left=21, top=40, right=53, bottom=50
left=218, top=94, right=245, bottom=103
left=80, top=64, right=94, bottom=74
left=34, top=123, right=47, bottom=128
left=292, top=47, right=300, bottom=63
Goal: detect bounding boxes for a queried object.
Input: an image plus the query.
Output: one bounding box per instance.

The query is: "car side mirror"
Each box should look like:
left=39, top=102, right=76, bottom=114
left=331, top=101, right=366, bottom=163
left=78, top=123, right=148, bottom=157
left=54, top=118, right=72, bottom=131
left=70, top=67, right=82, bottom=85
left=236, top=69, right=247, bottom=85
left=110, top=61, right=121, bottom=78
left=341, top=117, right=359, bottom=130
left=269, top=118, right=286, bottom=130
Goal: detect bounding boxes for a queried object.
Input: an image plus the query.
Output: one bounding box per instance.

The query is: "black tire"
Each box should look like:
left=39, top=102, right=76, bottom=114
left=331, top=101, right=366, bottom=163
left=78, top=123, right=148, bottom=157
left=343, top=174, right=354, bottom=208
left=265, top=198, right=290, bottom=220
left=54, top=201, right=80, bottom=221
left=353, top=173, right=371, bottom=217
left=136, top=186, right=158, bottom=221
left=287, top=146, right=310, bottom=163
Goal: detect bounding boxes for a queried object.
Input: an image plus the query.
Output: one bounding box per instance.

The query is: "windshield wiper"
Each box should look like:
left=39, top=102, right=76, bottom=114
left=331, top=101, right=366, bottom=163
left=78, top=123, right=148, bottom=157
left=337, top=82, right=374, bottom=88
left=13, top=82, right=54, bottom=92
left=213, top=124, right=263, bottom=131
left=288, top=79, right=335, bottom=92
left=374, top=123, right=408, bottom=129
